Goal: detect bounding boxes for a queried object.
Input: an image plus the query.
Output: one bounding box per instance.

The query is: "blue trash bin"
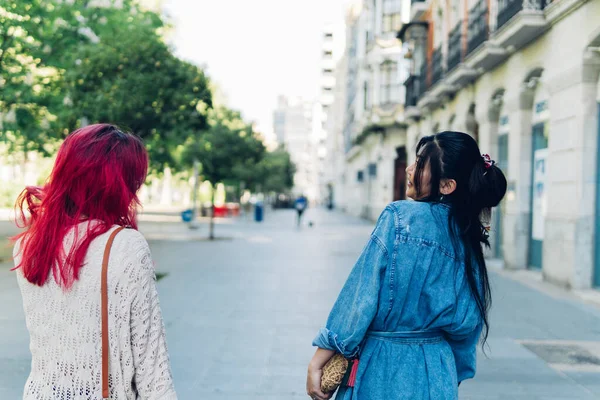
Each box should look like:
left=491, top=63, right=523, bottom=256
left=254, top=203, right=263, bottom=222
left=181, top=209, right=193, bottom=223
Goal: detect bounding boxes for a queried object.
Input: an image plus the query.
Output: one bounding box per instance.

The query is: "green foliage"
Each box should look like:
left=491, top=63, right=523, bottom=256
left=253, top=147, right=295, bottom=193
left=0, top=0, right=77, bottom=154
left=1, top=0, right=294, bottom=204
left=183, top=106, right=265, bottom=185
left=61, top=7, right=212, bottom=171
left=1, top=0, right=212, bottom=172
left=182, top=107, right=295, bottom=195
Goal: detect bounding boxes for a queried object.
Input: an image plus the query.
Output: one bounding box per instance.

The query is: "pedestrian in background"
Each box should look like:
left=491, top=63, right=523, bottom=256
left=295, top=194, right=308, bottom=227
left=12, top=124, right=177, bottom=399
left=307, top=131, right=507, bottom=400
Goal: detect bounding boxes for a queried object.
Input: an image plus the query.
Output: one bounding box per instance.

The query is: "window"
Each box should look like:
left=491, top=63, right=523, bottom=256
left=433, top=5, right=444, bottom=48
left=371, top=0, right=378, bottom=35
left=450, top=0, right=462, bottom=28
left=363, top=81, right=370, bottom=110
left=324, top=50, right=333, bottom=58
left=323, top=68, right=333, bottom=74
left=382, top=0, right=402, bottom=33
left=368, top=163, right=377, bottom=177
left=382, top=13, right=402, bottom=33
left=357, top=170, right=364, bottom=182
left=324, top=32, right=333, bottom=38
left=535, top=100, right=548, bottom=114
left=380, top=61, right=398, bottom=105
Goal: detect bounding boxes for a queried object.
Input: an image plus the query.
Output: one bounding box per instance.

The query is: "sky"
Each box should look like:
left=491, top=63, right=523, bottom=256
left=162, top=0, right=353, bottom=139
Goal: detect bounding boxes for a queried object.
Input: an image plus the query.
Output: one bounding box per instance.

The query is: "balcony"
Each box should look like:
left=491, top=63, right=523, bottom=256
left=401, top=0, right=573, bottom=115
left=410, top=0, right=428, bottom=22
left=495, top=0, right=549, bottom=51
left=431, top=47, right=444, bottom=87
left=447, top=23, right=463, bottom=73
left=404, top=75, right=421, bottom=120
left=464, top=42, right=507, bottom=74
left=377, top=83, right=404, bottom=122
left=467, top=0, right=489, bottom=56
left=443, top=20, right=479, bottom=87
left=498, top=0, right=528, bottom=29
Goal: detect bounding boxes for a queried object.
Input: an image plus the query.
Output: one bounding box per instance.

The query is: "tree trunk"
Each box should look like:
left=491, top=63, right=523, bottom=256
left=190, top=160, right=200, bottom=229
left=209, top=194, right=215, bottom=240
left=21, top=149, right=31, bottom=186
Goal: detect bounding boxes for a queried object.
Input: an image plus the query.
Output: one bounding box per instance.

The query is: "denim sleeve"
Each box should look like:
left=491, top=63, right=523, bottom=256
left=445, top=323, right=482, bottom=383
left=312, top=209, right=393, bottom=358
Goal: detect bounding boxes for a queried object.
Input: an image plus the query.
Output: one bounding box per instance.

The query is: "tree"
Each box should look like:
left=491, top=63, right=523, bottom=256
left=0, top=0, right=82, bottom=157
left=183, top=106, right=266, bottom=239
left=257, top=147, right=295, bottom=194
left=236, top=145, right=296, bottom=195
left=1, top=0, right=212, bottom=172
left=59, top=4, right=212, bottom=171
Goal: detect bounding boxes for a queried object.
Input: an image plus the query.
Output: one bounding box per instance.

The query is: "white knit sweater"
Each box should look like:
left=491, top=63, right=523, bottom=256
left=15, top=223, right=177, bottom=400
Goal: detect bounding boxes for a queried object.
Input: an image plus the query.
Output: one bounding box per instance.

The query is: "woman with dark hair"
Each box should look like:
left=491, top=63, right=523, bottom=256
left=307, top=131, right=507, bottom=400
left=13, top=124, right=177, bottom=399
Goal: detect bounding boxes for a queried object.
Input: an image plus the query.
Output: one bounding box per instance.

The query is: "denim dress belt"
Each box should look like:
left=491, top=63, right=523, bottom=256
left=366, top=329, right=444, bottom=344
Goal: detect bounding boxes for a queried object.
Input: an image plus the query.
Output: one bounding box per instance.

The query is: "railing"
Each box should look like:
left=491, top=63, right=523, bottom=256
left=418, top=61, right=428, bottom=97
left=467, top=0, right=489, bottom=55
left=497, top=0, right=548, bottom=30
left=447, top=22, right=463, bottom=72
left=498, top=0, right=523, bottom=28
left=431, top=46, right=443, bottom=87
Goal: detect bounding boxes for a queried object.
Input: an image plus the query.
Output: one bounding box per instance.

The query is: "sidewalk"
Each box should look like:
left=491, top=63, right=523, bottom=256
left=148, top=209, right=600, bottom=399
left=488, top=260, right=600, bottom=311
left=0, top=208, right=599, bottom=399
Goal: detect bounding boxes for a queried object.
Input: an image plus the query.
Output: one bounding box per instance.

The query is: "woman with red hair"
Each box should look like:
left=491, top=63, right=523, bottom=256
left=13, top=124, right=177, bottom=399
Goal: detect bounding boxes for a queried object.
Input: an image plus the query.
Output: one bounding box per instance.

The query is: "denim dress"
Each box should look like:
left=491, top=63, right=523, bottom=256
left=313, top=201, right=482, bottom=400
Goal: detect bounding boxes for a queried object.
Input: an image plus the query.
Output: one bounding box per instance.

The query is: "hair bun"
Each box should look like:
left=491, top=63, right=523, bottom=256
left=473, top=163, right=507, bottom=209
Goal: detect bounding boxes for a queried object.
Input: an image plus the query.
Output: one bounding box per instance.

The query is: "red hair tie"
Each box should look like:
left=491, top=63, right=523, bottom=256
left=481, top=154, right=495, bottom=169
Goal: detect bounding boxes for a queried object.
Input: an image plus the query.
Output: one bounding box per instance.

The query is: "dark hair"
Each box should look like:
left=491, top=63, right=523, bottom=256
left=413, top=131, right=507, bottom=347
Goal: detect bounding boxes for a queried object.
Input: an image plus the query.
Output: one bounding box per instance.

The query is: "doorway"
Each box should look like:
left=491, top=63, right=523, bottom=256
left=595, top=102, right=600, bottom=286
left=528, top=123, right=548, bottom=269
left=494, top=133, right=508, bottom=259
left=393, top=147, right=407, bottom=201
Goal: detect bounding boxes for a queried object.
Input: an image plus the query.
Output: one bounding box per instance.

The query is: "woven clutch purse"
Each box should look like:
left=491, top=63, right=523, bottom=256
left=320, top=354, right=349, bottom=393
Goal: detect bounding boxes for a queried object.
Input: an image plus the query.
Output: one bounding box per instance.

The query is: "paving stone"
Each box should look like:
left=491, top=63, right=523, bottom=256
left=1, top=208, right=600, bottom=399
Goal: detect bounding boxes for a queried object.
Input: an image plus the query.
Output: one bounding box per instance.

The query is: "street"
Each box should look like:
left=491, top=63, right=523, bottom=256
left=1, top=208, right=600, bottom=399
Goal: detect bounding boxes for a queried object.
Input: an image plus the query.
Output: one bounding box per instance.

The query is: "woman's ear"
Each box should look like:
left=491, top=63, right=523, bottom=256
left=440, top=179, right=457, bottom=195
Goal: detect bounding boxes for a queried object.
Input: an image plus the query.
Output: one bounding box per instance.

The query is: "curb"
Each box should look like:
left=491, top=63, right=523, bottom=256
left=487, top=258, right=600, bottom=311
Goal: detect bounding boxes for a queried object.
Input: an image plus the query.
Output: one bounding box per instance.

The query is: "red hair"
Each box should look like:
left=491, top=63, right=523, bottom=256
left=13, top=124, right=148, bottom=288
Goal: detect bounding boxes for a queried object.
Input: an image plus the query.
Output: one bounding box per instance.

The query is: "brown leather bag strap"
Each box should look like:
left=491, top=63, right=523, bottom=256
left=101, top=226, right=126, bottom=399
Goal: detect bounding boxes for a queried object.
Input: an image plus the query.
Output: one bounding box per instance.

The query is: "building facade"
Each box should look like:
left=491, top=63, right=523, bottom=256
left=319, top=23, right=347, bottom=207
left=272, top=96, right=317, bottom=200
left=400, top=0, right=600, bottom=289
left=334, top=0, right=410, bottom=220
left=323, top=52, right=349, bottom=211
